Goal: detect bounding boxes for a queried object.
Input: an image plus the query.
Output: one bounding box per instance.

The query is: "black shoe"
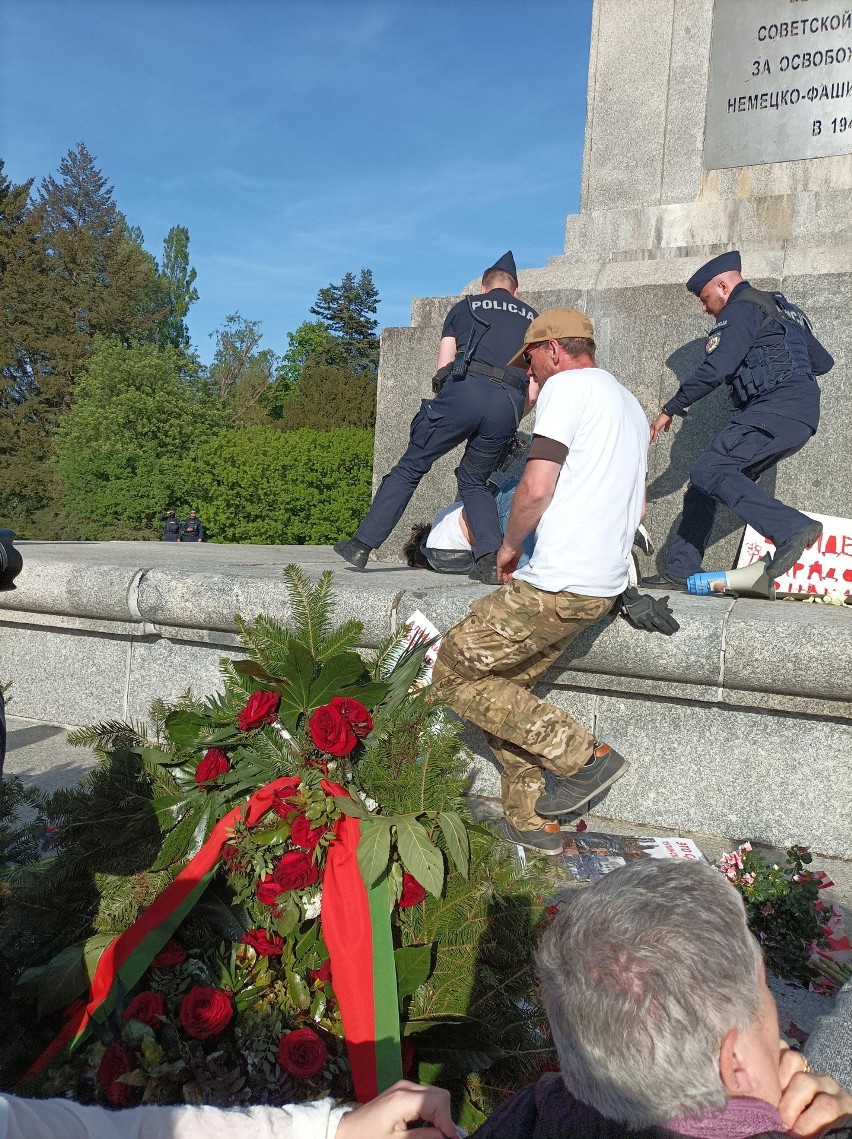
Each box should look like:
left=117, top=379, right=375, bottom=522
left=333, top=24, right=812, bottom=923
left=333, top=537, right=372, bottom=569
left=469, top=552, right=499, bottom=585
left=767, top=521, right=823, bottom=581
left=535, top=744, right=630, bottom=817
left=493, top=817, right=563, bottom=856
left=640, top=572, right=687, bottom=591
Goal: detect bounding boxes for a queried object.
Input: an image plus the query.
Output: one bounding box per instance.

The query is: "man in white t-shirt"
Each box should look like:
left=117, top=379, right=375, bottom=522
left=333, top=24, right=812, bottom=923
left=433, top=309, right=649, bottom=855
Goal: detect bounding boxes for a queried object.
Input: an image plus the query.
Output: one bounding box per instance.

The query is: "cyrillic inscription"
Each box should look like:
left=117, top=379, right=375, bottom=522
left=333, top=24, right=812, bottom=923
left=704, top=0, right=852, bottom=168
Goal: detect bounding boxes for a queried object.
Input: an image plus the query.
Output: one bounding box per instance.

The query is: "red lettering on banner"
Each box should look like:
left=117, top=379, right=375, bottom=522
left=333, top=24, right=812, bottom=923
left=808, top=561, right=824, bottom=579
left=841, top=536, right=852, bottom=556
left=823, top=534, right=838, bottom=555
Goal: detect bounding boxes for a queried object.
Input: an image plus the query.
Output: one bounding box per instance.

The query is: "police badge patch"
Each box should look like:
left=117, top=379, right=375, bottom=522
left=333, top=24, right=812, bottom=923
left=705, top=333, right=721, bottom=353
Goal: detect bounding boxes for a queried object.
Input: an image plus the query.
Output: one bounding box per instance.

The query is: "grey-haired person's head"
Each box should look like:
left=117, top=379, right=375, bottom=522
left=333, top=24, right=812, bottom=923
left=537, top=859, right=762, bottom=1129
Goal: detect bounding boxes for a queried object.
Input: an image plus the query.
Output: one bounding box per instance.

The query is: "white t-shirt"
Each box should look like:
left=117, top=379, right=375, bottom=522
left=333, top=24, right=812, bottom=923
left=426, top=503, right=470, bottom=551
left=514, top=367, right=648, bottom=597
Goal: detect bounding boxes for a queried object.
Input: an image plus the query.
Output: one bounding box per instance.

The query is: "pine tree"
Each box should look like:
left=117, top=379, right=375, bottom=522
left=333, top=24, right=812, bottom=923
left=0, top=163, right=58, bottom=533
left=310, top=268, right=380, bottom=375
left=36, top=142, right=163, bottom=404
left=157, top=225, right=199, bottom=355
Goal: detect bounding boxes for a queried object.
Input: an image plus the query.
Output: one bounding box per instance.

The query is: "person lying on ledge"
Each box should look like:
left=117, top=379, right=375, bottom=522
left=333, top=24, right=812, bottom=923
left=474, top=859, right=852, bottom=1139
left=0, top=1079, right=458, bottom=1139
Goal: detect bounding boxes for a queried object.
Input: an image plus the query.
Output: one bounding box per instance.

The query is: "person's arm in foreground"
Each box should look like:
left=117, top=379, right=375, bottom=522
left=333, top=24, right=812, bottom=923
left=777, top=1043, right=852, bottom=1137
left=497, top=455, right=560, bottom=581
left=0, top=1081, right=458, bottom=1139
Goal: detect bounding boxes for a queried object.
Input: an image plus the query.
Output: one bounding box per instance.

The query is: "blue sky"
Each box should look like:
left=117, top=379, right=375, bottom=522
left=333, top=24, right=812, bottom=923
left=1, top=0, right=593, bottom=365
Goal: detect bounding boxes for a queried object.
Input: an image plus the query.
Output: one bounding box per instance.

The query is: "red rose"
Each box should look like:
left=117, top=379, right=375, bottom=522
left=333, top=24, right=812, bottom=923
left=122, top=991, right=165, bottom=1032
left=98, top=1040, right=136, bottom=1107
left=399, top=872, right=427, bottom=908
left=238, top=689, right=281, bottom=731
left=195, top=747, right=230, bottom=786
left=179, top=985, right=233, bottom=1039
left=329, top=696, right=373, bottom=738
left=274, top=850, right=320, bottom=892
left=309, top=703, right=357, bottom=757
left=277, top=1027, right=328, bottom=1078
left=311, top=958, right=333, bottom=985
left=271, top=790, right=299, bottom=819
left=290, top=814, right=328, bottom=850
left=257, top=875, right=284, bottom=906
left=151, top=939, right=187, bottom=968
left=242, top=928, right=285, bottom=957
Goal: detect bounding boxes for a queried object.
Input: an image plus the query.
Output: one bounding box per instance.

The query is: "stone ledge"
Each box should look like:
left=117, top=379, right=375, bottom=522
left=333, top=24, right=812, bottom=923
left=2, top=543, right=850, bottom=717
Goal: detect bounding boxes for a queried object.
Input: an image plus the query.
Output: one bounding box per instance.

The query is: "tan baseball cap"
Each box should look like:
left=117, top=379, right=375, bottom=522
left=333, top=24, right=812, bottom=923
left=507, top=308, right=595, bottom=368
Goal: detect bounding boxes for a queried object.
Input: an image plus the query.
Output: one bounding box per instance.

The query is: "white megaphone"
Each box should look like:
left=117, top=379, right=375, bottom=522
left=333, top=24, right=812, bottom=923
left=686, top=555, right=775, bottom=600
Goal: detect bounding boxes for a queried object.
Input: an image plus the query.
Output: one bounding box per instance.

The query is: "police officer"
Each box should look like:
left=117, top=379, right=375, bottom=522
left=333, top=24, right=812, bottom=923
left=179, top=509, right=205, bottom=543
left=158, top=509, right=181, bottom=542
left=333, top=251, right=538, bottom=584
left=642, top=251, right=833, bottom=589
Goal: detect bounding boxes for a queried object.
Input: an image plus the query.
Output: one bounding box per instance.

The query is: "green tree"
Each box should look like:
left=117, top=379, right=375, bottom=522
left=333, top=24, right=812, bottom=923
left=0, top=162, right=57, bottom=534
left=270, top=319, right=343, bottom=401
left=37, top=142, right=164, bottom=403
left=274, top=364, right=376, bottom=431
left=310, top=268, right=380, bottom=374
left=54, top=338, right=225, bottom=539
left=181, top=426, right=373, bottom=543
left=157, top=224, right=199, bottom=355
left=208, top=312, right=277, bottom=424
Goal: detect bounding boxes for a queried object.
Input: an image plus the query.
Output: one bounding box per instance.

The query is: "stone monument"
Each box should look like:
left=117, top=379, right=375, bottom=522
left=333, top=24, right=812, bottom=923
left=373, top=0, right=852, bottom=575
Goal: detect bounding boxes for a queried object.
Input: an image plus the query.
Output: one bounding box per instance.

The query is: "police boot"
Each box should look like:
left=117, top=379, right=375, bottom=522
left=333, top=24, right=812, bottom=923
left=333, top=537, right=372, bottom=570
left=767, top=521, right=823, bottom=581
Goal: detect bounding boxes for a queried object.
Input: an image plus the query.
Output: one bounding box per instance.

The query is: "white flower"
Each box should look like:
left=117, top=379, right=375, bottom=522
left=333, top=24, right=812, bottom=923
left=357, top=791, right=379, bottom=812
left=302, top=889, right=323, bottom=920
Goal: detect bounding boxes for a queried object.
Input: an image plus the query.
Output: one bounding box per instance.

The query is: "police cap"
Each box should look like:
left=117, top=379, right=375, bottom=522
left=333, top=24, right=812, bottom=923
left=485, top=250, right=517, bottom=282
left=686, top=250, right=742, bottom=296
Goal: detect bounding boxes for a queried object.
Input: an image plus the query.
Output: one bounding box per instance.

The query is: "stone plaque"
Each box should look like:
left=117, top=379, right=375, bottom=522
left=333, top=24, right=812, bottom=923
left=704, top=0, right=852, bottom=169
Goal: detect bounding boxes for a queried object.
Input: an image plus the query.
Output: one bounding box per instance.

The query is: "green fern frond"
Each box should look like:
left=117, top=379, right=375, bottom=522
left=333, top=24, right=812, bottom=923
left=282, top=565, right=330, bottom=656
left=67, top=719, right=152, bottom=753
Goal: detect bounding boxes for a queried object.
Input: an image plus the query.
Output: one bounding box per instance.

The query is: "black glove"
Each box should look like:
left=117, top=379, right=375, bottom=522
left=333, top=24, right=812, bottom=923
left=620, top=587, right=680, bottom=635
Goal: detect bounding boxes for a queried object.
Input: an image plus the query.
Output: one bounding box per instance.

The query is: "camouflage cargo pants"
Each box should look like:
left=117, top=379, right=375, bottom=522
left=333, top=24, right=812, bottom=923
left=433, top=578, right=616, bottom=831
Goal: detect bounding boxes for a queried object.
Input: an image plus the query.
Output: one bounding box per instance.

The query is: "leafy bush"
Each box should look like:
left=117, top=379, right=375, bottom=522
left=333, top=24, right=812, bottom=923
left=181, top=427, right=373, bottom=544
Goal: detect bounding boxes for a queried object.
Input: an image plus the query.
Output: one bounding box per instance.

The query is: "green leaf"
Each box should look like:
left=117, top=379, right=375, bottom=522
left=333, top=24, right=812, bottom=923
left=233, top=660, right=277, bottom=683
left=164, top=710, right=208, bottom=751
left=18, top=933, right=114, bottom=1018
left=277, top=641, right=316, bottom=720
left=459, top=1094, right=488, bottom=1133
left=438, top=811, right=470, bottom=879
left=307, top=652, right=367, bottom=707
left=335, top=680, right=390, bottom=709
left=394, top=944, right=434, bottom=998
left=335, top=795, right=367, bottom=819
left=150, top=799, right=206, bottom=871
left=287, top=970, right=311, bottom=1010
left=138, top=746, right=184, bottom=768
left=357, top=819, right=392, bottom=888
left=395, top=818, right=445, bottom=898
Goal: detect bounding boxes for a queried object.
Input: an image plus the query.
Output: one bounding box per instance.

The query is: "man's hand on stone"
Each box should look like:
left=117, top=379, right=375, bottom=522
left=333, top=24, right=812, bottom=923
left=650, top=411, right=673, bottom=443
left=496, top=542, right=521, bottom=583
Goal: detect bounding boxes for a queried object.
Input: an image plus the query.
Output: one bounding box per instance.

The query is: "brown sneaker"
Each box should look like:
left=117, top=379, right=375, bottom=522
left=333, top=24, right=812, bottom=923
left=535, top=744, right=630, bottom=817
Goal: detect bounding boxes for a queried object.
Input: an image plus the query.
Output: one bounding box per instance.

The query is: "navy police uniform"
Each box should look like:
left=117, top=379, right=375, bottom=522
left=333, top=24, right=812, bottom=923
left=352, top=252, right=537, bottom=562
left=159, top=511, right=181, bottom=541
left=179, top=512, right=205, bottom=542
left=661, top=252, right=833, bottom=580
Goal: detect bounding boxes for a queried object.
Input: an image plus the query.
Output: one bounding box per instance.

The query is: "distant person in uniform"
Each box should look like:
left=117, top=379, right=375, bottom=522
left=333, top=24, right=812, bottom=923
left=642, top=250, right=834, bottom=591
left=334, top=251, right=538, bottom=584
left=179, top=509, right=205, bottom=543
left=158, top=509, right=181, bottom=542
